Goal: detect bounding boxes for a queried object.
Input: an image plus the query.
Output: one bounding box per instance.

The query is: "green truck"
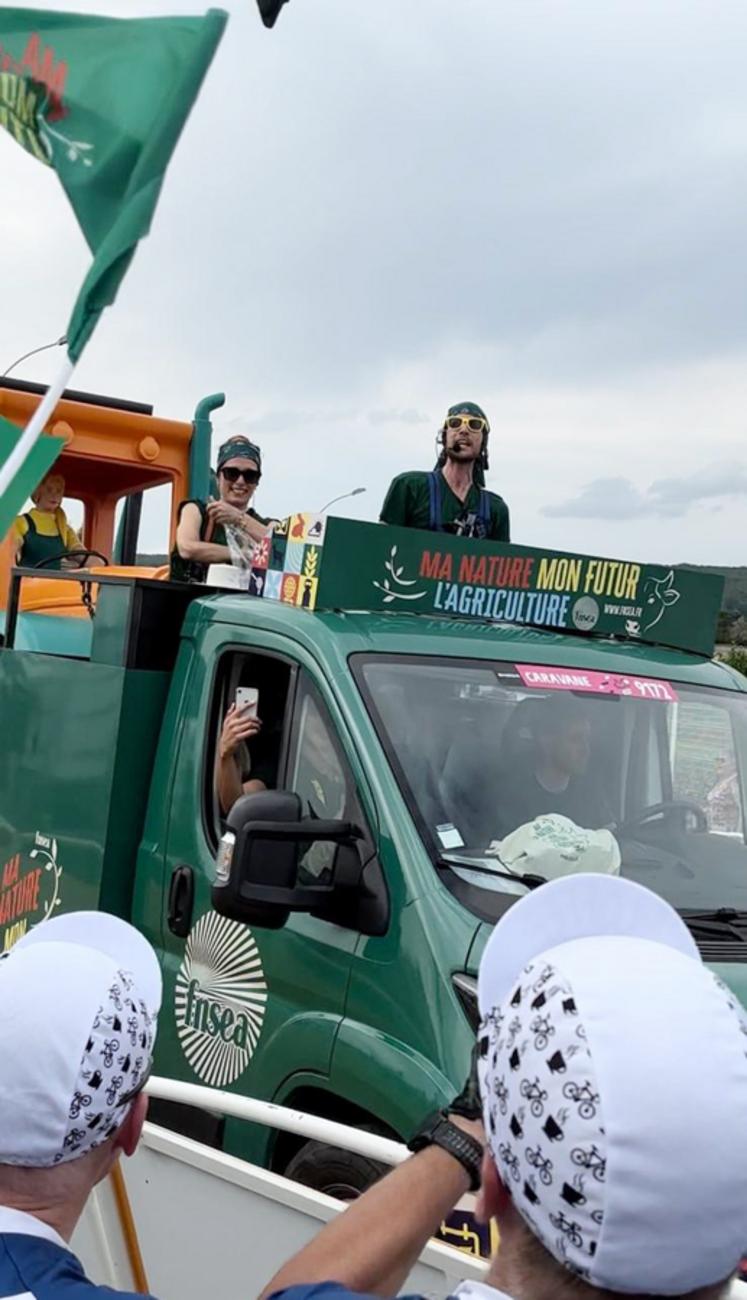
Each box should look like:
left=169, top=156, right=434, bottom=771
left=1, top=395, right=745, bottom=1199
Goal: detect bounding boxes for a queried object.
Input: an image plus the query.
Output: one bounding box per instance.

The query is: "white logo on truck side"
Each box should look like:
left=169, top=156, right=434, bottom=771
left=373, top=545, right=427, bottom=603
left=175, top=912, right=268, bottom=1088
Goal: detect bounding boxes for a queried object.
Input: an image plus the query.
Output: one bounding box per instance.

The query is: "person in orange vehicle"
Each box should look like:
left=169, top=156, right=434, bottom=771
left=12, top=472, right=82, bottom=570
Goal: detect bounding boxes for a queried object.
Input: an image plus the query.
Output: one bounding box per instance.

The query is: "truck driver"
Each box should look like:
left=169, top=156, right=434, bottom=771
left=13, top=471, right=83, bottom=569
left=440, top=693, right=613, bottom=847
left=379, top=401, right=510, bottom=541
left=500, top=693, right=614, bottom=832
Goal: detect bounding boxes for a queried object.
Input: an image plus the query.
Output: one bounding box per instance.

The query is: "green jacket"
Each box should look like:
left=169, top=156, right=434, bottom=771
left=380, top=469, right=510, bottom=541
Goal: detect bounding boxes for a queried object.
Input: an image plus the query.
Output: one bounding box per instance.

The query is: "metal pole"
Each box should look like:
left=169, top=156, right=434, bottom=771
left=2, top=335, right=67, bottom=378
left=190, top=392, right=225, bottom=501
left=319, top=486, right=366, bottom=513
left=0, top=356, right=74, bottom=499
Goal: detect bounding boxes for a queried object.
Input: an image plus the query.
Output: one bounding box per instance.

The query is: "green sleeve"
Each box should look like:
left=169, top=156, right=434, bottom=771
left=177, top=499, right=208, bottom=532
left=380, top=475, right=411, bottom=527
left=491, top=498, right=510, bottom=542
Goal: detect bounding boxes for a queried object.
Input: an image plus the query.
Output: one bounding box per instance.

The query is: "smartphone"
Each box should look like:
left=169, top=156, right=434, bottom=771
left=235, top=686, right=259, bottom=719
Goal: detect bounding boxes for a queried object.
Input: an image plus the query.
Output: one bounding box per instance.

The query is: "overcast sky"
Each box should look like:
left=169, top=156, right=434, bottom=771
left=3, top=0, right=747, bottom=562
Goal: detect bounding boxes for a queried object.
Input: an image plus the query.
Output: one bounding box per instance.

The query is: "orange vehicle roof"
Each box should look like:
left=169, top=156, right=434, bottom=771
left=0, top=382, right=192, bottom=497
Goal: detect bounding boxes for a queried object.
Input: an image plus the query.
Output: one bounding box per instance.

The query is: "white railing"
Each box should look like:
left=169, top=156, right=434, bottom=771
left=146, top=1075, right=409, bottom=1168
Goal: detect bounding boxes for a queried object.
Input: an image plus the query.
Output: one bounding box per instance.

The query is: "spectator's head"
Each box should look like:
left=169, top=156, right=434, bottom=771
left=31, top=472, right=65, bottom=513
left=216, top=437, right=262, bottom=511
left=533, top=694, right=591, bottom=780
left=475, top=874, right=747, bottom=1300
left=0, top=913, right=161, bottom=1235
left=437, top=402, right=490, bottom=480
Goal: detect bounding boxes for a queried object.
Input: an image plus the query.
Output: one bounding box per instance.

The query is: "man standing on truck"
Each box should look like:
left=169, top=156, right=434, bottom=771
left=380, top=402, right=510, bottom=540
left=262, top=874, right=747, bottom=1300
left=171, top=436, right=276, bottom=583
left=0, top=911, right=161, bottom=1300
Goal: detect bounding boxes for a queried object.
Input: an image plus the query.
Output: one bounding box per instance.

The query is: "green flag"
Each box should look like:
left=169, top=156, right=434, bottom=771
left=255, top=0, right=290, bottom=27
left=0, top=417, right=63, bottom=541
left=0, top=7, right=227, bottom=361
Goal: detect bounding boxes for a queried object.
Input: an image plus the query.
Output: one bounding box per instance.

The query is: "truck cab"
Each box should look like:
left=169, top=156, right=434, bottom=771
left=151, top=589, right=747, bottom=1191
left=0, top=410, right=745, bottom=1200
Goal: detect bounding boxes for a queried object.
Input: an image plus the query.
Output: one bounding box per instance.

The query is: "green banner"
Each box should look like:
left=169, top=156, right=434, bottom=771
left=0, top=417, right=63, bottom=542
left=248, top=515, right=724, bottom=658
left=0, top=6, right=227, bottom=360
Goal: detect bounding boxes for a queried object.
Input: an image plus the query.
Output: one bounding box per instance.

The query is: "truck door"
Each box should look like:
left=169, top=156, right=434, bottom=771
left=152, top=631, right=372, bottom=1151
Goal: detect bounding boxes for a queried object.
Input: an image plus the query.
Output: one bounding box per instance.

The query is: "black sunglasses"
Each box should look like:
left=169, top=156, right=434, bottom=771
left=220, top=466, right=261, bottom=485
left=117, top=1061, right=152, bottom=1109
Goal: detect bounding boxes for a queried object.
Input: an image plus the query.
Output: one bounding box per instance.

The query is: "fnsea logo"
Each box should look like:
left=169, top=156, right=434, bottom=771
left=175, top=912, right=267, bottom=1088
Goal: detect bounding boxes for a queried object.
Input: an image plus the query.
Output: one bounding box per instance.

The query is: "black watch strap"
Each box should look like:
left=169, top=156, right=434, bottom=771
left=407, top=1110, right=482, bottom=1192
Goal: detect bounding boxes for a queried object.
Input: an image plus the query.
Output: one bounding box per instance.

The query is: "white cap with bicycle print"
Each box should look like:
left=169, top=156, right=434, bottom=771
left=477, top=874, right=747, bottom=1295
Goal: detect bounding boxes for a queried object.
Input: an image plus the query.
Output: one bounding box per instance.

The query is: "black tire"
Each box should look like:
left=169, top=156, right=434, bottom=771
left=283, top=1139, right=389, bottom=1200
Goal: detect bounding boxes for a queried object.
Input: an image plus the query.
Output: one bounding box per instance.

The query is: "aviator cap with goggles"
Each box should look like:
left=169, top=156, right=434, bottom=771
left=437, top=401, right=490, bottom=481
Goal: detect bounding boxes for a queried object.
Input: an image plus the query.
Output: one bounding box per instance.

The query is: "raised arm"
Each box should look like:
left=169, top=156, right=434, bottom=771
left=215, top=705, right=266, bottom=816
left=176, top=502, right=231, bottom=567
left=259, top=1139, right=472, bottom=1300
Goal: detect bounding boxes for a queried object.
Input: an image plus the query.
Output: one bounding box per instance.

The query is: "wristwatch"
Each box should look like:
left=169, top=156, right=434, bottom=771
left=407, top=1110, right=483, bottom=1191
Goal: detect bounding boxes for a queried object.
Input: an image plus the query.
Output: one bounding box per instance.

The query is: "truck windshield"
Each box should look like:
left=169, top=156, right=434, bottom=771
left=355, top=656, right=747, bottom=921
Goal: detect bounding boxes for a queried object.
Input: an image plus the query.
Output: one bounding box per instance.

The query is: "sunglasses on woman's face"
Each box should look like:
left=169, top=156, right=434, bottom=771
left=446, top=415, right=487, bottom=433
left=220, top=466, right=261, bottom=485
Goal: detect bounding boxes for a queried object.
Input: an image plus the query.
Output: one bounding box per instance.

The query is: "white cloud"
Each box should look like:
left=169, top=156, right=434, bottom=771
left=544, top=463, right=747, bottom=521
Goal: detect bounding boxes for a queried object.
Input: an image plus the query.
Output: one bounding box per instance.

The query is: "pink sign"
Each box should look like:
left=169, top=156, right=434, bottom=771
left=516, top=664, right=678, bottom=702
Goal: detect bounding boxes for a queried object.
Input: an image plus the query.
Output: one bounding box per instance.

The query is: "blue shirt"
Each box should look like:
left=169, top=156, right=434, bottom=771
left=0, top=1209, right=150, bottom=1300
left=269, top=1280, right=511, bottom=1300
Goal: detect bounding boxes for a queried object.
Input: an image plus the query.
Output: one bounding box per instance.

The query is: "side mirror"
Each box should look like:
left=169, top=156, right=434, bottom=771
left=212, top=789, right=363, bottom=929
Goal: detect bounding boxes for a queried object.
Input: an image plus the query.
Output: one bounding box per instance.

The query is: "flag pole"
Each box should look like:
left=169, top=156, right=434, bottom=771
left=0, top=355, right=75, bottom=499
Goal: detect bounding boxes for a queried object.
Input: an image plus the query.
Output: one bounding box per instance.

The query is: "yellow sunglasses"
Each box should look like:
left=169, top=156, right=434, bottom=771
left=445, top=415, right=488, bottom=433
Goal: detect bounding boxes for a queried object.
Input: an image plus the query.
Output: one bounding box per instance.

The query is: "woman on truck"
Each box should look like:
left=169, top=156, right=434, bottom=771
left=171, top=436, right=276, bottom=584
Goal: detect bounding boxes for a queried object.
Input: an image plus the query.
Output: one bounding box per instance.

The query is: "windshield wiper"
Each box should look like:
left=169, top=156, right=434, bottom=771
left=437, top=857, right=547, bottom=892
left=679, top=908, right=747, bottom=942
left=681, top=908, right=747, bottom=924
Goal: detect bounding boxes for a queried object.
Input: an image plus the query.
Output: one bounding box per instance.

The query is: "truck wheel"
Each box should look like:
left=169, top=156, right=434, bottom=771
left=284, top=1139, right=388, bottom=1200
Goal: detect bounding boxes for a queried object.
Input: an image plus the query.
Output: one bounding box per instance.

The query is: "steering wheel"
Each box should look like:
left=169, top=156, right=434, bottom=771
left=33, top=549, right=109, bottom=570
left=613, top=799, right=708, bottom=837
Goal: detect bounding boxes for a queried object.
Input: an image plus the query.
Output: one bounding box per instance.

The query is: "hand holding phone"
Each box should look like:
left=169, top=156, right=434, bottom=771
left=235, top=686, right=259, bottom=719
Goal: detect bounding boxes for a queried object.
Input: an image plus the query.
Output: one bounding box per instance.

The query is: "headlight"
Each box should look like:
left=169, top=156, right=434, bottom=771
left=452, top=972, right=479, bottom=1031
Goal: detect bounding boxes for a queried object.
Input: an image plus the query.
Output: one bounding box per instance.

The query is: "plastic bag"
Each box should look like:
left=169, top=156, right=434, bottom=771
left=224, top=522, right=254, bottom=590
